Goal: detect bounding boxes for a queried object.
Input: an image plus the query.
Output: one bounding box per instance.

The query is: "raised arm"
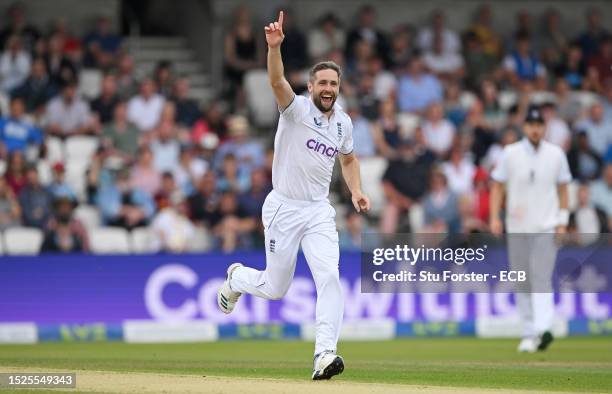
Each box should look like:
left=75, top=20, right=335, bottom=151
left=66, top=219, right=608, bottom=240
left=264, top=11, right=294, bottom=110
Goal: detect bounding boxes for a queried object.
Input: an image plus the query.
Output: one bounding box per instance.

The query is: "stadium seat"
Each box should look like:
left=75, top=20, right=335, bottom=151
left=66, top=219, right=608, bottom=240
left=396, top=113, right=420, bottom=139
left=359, top=157, right=388, bottom=215
left=244, top=69, right=277, bottom=128
left=0, top=234, right=4, bottom=255
left=74, top=205, right=101, bottom=229
left=4, top=227, right=43, bottom=255
left=65, top=136, right=99, bottom=163
left=78, top=69, right=103, bottom=100
left=189, top=227, right=213, bottom=252
left=37, top=160, right=53, bottom=185
left=0, top=160, right=5, bottom=176
left=45, top=137, right=64, bottom=164
left=64, top=161, right=88, bottom=202
left=498, top=91, right=517, bottom=111
left=409, top=203, right=425, bottom=233
left=130, top=227, right=158, bottom=254
left=89, top=227, right=131, bottom=254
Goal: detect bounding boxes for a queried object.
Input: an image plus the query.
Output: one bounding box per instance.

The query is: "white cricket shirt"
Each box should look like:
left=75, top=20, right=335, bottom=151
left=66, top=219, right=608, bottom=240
left=491, top=138, right=571, bottom=233
left=272, top=94, right=353, bottom=201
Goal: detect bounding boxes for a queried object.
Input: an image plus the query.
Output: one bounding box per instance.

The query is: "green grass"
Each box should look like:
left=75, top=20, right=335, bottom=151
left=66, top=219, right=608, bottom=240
left=0, top=338, right=611, bottom=392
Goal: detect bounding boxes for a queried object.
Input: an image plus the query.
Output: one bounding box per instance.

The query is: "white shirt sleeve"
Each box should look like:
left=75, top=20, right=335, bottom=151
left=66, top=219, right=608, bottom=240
left=280, top=94, right=309, bottom=123
left=491, top=147, right=508, bottom=182
left=340, top=117, right=354, bottom=155
left=557, top=150, right=572, bottom=184
left=502, top=56, right=515, bottom=71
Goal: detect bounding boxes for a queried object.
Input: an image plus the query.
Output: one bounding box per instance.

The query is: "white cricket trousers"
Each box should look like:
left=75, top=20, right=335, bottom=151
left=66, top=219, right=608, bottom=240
left=508, top=233, right=558, bottom=338
left=230, top=190, right=343, bottom=355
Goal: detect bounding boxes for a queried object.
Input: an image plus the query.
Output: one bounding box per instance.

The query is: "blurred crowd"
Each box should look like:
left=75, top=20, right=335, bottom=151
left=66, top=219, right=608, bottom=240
left=0, top=3, right=610, bottom=254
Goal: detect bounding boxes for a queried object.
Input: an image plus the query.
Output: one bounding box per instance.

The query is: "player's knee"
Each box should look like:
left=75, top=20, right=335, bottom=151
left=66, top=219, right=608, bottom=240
left=267, top=286, right=289, bottom=300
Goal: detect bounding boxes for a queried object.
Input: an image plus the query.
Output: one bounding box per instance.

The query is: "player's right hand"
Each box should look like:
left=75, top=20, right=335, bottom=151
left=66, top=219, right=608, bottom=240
left=490, top=217, right=503, bottom=236
left=264, top=11, right=285, bottom=48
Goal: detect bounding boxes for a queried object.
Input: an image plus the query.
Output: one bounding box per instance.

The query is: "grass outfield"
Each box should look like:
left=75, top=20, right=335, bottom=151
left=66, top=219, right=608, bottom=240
left=0, top=337, right=611, bottom=393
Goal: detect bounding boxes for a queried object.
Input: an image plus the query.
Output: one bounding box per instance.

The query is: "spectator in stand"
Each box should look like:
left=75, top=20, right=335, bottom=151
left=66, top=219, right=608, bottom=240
left=217, top=153, right=250, bottom=193
left=211, top=191, right=256, bottom=252
left=462, top=31, right=498, bottom=91
left=372, top=98, right=402, bottom=159
left=417, top=10, right=461, bottom=55
left=41, top=195, right=89, bottom=253
left=441, top=146, right=476, bottom=196
left=355, top=72, right=379, bottom=120
left=368, top=55, right=396, bottom=102
left=151, top=117, right=180, bottom=172
left=153, top=60, right=174, bottom=97
left=423, top=32, right=465, bottom=81
left=569, top=183, right=609, bottom=234
left=555, top=44, right=587, bottom=90
left=472, top=167, right=491, bottom=226
left=509, top=10, right=534, bottom=47
left=443, top=80, right=468, bottom=128
left=154, top=171, right=178, bottom=209
left=479, top=79, right=506, bottom=130
left=0, top=3, right=40, bottom=52
left=339, top=210, right=375, bottom=251
left=50, top=17, right=82, bottom=64
left=215, top=115, right=264, bottom=177
left=502, top=32, right=547, bottom=89
left=238, top=167, right=271, bottom=219
left=277, top=8, right=307, bottom=72
left=173, top=145, right=208, bottom=195
left=308, top=13, right=345, bottom=61
left=191, top=102, right=228, bottom=143
left=19, top=165, right=52, bottom=228
left=44, top=33, right=77, bottom=86
left=464, top=98, right=499, bottom=165
left=127, top=78, right=165, bottom=132
left=465, top=5, right=501, bottom=58
left=576, top=7, right=610, bottom=60
left=97, top=166, right=155, bottom=230
left=102, top=100, right=140, bottom=158
left=150, top=191, right=195, bottom=253
left=4, top=150, right=26, bottom=195
left=422, top=168, right=461, bottom=234
left=389, top=24, right=415, bottom=71
left=45, top=80, right=95, bottom=138
left=48, top=162, right=76, bottom=200
left=554, top=78, right=581, bottom=124
left=567, top=131, right=604, bottom=182
left=589, top=163, right=612, bottom=228
left=588, top=36, right=612, bottom=86
left=575, top=102, right=612, bottom=157
left=481, top=126, right=519, bottom=172
left=604, top=80, right=612, bottom=124
left=347, top=104, right=376, bottom=158
left=422, top=102, right=456, bottom=158
left=12, top=57, right=58, bottom=113
left=397, top=55, right=443, bottom=114
left=171, top=77, right=201, bottom=128
left=90, top=73, right=119, bottom=125
left=381, top=137, right=435, bottom=233
left=0, top=96, right=43, bottom=159
left=0, top=35, right=31, bottom=93
left=223, top=6, right=264, bottom=103
left=115, top=54, right=138, bottom=99
left=345, top=5, right=390, bottom=67
left=539, top=9, right=569, bottom=71
left=541, top=102, right=571, bottom=151
left=188, top=171, right=219, bottom=227
left=129, top=146, right=161, bottom=197
left=83, top=16, right=123, bottom=69
left=0, top=176, right=20, bottom=230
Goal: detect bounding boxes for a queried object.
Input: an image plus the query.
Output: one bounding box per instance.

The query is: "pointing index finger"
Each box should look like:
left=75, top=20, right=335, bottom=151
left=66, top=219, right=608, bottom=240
left=278, top=10, right=284, bottom=27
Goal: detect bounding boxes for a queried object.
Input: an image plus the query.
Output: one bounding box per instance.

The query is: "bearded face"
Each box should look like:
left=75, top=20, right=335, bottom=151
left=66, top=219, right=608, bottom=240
left=308, top=68, right=340, bottom=113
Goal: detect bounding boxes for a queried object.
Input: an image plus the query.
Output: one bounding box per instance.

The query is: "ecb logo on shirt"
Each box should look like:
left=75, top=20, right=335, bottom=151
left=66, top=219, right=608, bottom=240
left=313, top=117, right=322, bottom=127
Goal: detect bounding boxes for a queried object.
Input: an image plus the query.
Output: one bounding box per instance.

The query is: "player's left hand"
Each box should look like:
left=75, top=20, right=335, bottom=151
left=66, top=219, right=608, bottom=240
left=351, top=191, right=370, bottom=213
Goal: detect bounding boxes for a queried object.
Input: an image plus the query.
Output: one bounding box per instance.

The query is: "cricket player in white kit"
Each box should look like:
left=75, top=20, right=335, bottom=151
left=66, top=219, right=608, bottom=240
left=490, top=106, right=571, bottom=353
left=217, top=11, right=371, bottom=380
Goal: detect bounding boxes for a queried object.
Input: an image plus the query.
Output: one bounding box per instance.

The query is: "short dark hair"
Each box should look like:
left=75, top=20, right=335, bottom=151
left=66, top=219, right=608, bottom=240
left=309, top=61, right=341, bottom=82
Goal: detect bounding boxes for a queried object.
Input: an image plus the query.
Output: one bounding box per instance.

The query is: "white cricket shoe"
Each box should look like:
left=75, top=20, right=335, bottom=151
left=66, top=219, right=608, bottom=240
left=517, top=337, right=538, bottom=353
left=217, top=263, right=243, bottom=314
left=312, top=351, right=344, bottom=380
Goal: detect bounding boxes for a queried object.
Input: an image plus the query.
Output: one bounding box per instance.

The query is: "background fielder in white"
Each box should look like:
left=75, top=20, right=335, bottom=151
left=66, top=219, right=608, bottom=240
left=229, top=11, right=370, bottom=356
left=490, top=107, right=571, bottom=350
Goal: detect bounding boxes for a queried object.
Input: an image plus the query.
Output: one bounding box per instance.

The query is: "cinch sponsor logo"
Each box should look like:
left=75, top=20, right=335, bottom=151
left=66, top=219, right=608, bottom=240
left=306, top=138, right=339, bottom=158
